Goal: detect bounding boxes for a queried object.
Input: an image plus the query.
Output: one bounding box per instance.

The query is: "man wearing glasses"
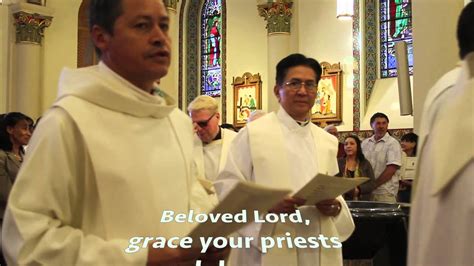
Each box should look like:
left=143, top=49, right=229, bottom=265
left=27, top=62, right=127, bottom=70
left=188, top=95, right=237, bottom=182
left=217, top=53, right=354, bottom=266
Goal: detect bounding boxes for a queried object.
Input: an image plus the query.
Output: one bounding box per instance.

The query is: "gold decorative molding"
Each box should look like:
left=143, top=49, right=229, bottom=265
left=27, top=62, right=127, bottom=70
left=13, top=11, right=52, bottom=45
left=320, top=62, right=342, bottom=75
left=163, top=0, right=179, bottom=11
left=258, top=0, right=293, bottom=34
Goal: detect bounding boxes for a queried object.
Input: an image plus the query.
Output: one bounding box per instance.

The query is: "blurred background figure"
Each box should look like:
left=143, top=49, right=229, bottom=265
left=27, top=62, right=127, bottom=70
left=246, top=110, right=267, bottom=123
left=0, top=112, right=32, bottom=265
left=400, top=132, right=418, bottom=157
left=362, top=113, right=402, bottom=203
left=188, top=95, right=237, bottom=182
left=398, top=132, right=418, bottom=203
left=408, top=3, right=474, bottom=265
left=336, top=135, right=376, bottom=201
left=324, top=124, right=346, bottom=158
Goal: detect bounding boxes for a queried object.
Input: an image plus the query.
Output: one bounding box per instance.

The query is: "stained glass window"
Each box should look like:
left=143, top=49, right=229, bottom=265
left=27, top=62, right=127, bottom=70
left=379, top=0, right=413, bottom=78
left=201, top=0, right=222, bottom=97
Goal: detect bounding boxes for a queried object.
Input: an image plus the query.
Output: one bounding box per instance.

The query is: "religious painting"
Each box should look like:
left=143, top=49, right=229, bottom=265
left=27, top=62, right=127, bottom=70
left=232, top=73, right=262, bottom=127
left=311, top=62, right=342, bottom=124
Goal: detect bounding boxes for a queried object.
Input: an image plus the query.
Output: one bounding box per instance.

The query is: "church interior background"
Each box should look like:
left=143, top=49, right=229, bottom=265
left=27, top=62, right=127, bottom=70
left=0, top=0, right=468, bottom=139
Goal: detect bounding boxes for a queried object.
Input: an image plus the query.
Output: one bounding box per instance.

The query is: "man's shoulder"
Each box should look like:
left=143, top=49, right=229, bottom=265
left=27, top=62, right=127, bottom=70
left=170, top=108, right=191, bottom=122
left=384, top=134, right=401, bottom=146
left=361, top=136, right=372, bottom=145
left=310, top=124, right=338, bottom=144
left=427, top=67, right=462, bottom=100
left=222, top=128, right=238, bottom=138
left=246, top=112, right=277, bottom=131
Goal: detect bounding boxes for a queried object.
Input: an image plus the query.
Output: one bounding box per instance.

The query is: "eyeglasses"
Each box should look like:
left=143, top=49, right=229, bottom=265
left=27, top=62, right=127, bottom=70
left=195, top=113, right=216, bottom=128
left=284, top=80, right=318, bottom=92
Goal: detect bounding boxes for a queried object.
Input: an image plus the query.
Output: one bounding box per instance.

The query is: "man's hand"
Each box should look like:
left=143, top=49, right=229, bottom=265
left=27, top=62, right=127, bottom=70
left=269, top=196, right=306, bottom=214
left=316, top=199, right=341, bottom=217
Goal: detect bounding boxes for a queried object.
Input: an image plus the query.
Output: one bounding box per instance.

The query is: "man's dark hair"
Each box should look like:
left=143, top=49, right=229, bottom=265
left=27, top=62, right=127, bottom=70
left=370, top=112, right=389, bottom=124
left=401, top=132, right=419, bottom=156
left=89, top=0, right=124, bottom=56
left=457, top=2, right=474, bottom=59
left=275, top=53, right=323, bottom=86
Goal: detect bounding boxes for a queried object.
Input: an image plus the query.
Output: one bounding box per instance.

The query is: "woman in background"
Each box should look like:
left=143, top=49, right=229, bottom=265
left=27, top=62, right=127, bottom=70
left=0, top=112, right=32, bottom=265
left=398, top=132, right=418, bottom=203
left=336, top=135, right=376, bottom=200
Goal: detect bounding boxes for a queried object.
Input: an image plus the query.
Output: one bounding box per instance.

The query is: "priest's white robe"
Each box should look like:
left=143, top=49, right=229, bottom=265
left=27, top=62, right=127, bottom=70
left=1, top=62, right=213, bottom=265
left=194, top=128, right=237, bottom=182
left=217, top=107, right=354, bottom=266
left=408, top=55, right=474, bottom=266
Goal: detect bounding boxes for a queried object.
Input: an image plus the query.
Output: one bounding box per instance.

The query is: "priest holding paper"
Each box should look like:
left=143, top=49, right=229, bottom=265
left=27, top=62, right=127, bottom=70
left=217, top=53, right=355, bottom=266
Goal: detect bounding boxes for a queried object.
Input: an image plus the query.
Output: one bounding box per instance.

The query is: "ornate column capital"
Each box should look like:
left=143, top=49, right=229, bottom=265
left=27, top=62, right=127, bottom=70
left=163, top=0, right=179, bottom=12
left=258, top=0, right=293, bottom=34
left=10, top=3, right=53, bottom=45
left=13, top=11, right=52, bottom=45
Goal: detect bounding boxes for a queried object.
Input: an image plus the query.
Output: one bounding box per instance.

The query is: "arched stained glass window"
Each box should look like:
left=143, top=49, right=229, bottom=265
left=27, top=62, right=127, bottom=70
left=201, top=0, right=222, bottom=97
left=380, top=0, right=413, bottom=78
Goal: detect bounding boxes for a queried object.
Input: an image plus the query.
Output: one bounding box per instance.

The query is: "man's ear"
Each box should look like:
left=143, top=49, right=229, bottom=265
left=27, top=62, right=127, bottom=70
left=274, top=85, right=281, bottom=102
left=90, top=25, right=111, bottom=55
left=215, top=112, right=221, bottom=120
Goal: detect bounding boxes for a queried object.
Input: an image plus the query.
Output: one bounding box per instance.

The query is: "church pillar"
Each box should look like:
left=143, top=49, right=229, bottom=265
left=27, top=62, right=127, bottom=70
left=258, top=0, right=293, bottom=113
left=161, top=0, right=179, bottom=102
left=10, top=3, right=52, bottom=119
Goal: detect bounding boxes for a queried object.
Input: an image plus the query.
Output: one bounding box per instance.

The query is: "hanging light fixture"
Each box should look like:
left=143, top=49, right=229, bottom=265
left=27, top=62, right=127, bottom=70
left=337, top=0, right=354, bottom=20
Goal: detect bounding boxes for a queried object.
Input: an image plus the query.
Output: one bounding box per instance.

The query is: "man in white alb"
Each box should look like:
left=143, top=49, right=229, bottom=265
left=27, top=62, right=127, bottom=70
left=1, top=0, right=225, bottom=264
left=217, top=54, right=354, bottom=266
left=188, top=95, right=237, bottom=182
left=408, top=3, right=474, bottom=265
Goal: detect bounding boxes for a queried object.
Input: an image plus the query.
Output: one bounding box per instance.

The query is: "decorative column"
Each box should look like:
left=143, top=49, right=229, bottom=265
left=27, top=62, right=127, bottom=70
left=160, top=0, right=180, bottom=102
left=10, top=3, right=52, bottom=119
left=258, top=0, right=293, bottom=113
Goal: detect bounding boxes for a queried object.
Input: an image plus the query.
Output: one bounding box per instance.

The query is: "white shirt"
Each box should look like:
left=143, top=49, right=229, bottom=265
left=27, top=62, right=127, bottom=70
left=361, top=132, right=402, bottom=195
left=203, top=139, right=223, bottom=181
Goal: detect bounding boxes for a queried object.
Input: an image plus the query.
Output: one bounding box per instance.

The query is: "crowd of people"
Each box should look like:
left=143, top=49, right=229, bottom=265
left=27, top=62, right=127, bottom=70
left=326, top=116, right=419, bottom=204
left=0, top=0, right=472, bottom=265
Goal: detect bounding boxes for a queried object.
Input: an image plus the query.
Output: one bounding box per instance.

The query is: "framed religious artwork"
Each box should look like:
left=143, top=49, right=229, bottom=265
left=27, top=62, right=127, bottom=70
left=311, top=62, right=343, bottom=125
left=232, top=72, right=262, bottom=127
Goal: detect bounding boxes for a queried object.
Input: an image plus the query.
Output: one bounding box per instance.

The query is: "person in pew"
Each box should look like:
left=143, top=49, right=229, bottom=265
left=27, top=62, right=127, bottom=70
left=361, top=113, right=402, bottom=203
left=397, top=132, right=418, bottom=203
left=336, top=135, right=376, bottom=201
left=188, top=95, right=237, bottom=182
left=408, top=3, right=474, bottom=265
left=0, top=112, right=32, bottom=265
left=217, top=53, right=354, bottom=266
left=1, top=0, right=225, bottom=264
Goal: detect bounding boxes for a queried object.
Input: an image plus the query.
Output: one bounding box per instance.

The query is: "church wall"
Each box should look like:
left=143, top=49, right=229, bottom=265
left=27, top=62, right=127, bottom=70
left=296, top=0, right=354, bottom=131
left=0, top=4, right=11, bottom=113
left=41, top=0, right=82, bottom=113
left=224, top=0, right=268, bottom=124
left=411, top=0, right=464, bottom=132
